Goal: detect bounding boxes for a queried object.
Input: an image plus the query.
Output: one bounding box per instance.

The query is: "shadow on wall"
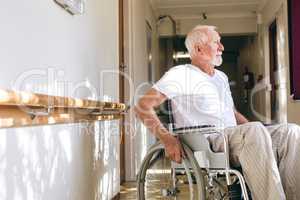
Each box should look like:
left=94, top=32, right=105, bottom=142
left=0, top=120, right=120, bottom=200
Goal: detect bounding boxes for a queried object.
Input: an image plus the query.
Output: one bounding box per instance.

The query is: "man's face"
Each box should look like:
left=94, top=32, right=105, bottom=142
left=194, top=31, right=224, bottom=66
left=207, top=31, right=224, bottom=66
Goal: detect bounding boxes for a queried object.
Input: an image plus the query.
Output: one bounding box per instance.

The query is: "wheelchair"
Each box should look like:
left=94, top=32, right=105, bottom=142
left=136, top=100, right=250, bottom=200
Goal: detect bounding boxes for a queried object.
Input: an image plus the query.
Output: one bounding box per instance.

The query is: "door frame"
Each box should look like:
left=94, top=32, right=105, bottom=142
left=119, top=0, right=125, bottom=184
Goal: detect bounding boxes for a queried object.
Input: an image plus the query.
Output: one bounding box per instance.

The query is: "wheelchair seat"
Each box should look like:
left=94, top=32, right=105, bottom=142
left=173, top=126, right=227, bottom=169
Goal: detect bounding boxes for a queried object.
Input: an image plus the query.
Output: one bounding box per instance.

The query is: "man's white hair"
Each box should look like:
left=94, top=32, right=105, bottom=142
left=185, top=25, right=217, bottom=57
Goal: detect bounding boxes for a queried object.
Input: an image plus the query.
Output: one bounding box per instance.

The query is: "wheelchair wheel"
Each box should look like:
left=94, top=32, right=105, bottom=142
left=137, top=142, right=206, bottom=200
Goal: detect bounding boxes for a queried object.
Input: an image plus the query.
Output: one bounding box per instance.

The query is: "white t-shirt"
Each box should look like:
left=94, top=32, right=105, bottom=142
left=153, top=64, right=237, bottom=129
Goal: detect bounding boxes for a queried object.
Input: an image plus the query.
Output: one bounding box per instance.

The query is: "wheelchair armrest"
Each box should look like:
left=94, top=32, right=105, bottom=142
left=263, top=123, right=276, bottom=126
left=172, top=125, right=219, bottom=135
left=173, top=125, right=215, bottom=131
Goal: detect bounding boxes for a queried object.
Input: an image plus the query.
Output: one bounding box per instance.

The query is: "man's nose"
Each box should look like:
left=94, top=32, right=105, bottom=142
left=218, top=42, right=224, bottom=51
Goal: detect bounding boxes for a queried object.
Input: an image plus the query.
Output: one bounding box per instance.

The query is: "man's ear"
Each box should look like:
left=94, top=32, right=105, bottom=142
left=194, top=44, right=203, bottom=55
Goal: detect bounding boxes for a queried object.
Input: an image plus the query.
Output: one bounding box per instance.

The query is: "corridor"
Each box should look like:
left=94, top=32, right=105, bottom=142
left=0, top=0, right=299, bottom=199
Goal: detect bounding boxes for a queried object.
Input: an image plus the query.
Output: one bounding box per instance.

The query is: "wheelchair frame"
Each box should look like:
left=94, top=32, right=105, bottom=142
left=136, top=100, right=250, bottom=200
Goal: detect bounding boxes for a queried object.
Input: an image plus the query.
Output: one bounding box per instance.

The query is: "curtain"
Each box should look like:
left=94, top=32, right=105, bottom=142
left=289, top=0, right=300, bottom=99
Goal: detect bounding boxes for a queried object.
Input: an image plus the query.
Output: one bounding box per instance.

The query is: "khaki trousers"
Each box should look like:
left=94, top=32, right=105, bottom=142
left=208, top=122, right=300, bottom=200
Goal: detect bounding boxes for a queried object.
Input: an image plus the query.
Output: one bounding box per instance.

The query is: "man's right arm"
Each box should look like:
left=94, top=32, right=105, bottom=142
left=134, top=88, right=184, bottom=163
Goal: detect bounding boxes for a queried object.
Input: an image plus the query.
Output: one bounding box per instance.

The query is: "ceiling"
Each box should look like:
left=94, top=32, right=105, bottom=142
left=165, top=35, right=250, bottom=56
left=150, top=0, right=268, bottom=20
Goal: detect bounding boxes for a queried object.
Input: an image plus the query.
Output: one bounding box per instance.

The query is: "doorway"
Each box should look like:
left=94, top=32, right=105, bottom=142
left=268, top=20, right=278, bottom=122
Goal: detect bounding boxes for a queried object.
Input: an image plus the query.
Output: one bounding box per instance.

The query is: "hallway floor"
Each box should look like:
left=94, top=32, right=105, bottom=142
left=120, top=182, right=137, bottom=200
left=120, top=179, right=192, bottom=199
left=120, top=156, right=193, bottom=200
left=119, top=159, right=230, bottom=200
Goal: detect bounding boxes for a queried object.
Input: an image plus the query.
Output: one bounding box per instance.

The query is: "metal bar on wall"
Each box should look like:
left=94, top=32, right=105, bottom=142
left=0, top=89, right=126, bottom=129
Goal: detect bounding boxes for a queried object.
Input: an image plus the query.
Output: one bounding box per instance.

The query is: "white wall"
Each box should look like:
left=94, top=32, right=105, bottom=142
left=0, top=120, right=120, bottom=200
left=0, top=0, right=122, bottom=199
left=124, top=0, right=158, bottom=181
left=0, top=0, right=119, bottom=101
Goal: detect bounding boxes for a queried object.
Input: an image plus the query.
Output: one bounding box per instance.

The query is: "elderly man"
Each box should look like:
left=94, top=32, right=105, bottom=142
left=134, top=25, right=300, bottom=200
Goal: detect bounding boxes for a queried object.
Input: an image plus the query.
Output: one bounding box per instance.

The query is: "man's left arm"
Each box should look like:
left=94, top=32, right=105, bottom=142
left=234, top=109, right=249, bottom=124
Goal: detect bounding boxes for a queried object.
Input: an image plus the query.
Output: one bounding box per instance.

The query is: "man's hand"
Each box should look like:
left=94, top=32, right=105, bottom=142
left=160, top=134, right=185, bottom=164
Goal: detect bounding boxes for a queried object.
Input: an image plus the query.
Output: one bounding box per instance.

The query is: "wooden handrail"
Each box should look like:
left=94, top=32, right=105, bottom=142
left=0, top=89, right=126, bottom=129
left=0, top=89, right=125, bottom=110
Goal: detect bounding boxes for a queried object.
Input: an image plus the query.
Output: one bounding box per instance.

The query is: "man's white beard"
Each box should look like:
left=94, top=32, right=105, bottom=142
left=211, top=56, right=223, bottom=66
